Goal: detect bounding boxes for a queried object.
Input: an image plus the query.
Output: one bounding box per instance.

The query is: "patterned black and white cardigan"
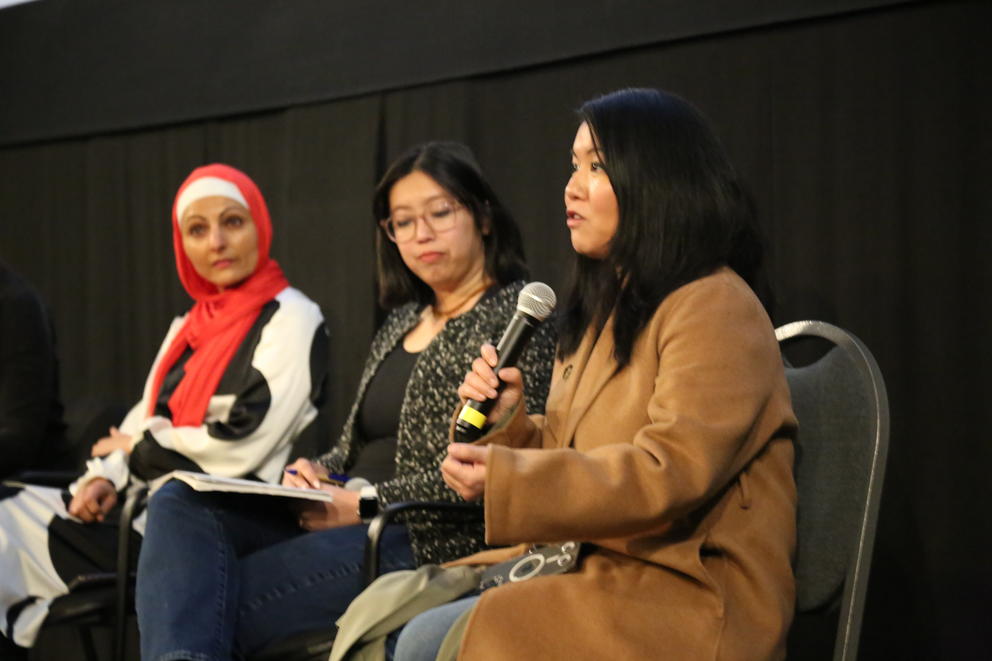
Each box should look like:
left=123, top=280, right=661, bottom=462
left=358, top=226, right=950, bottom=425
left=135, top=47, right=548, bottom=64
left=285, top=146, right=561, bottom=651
left=315, top=280, right=556, bottom=565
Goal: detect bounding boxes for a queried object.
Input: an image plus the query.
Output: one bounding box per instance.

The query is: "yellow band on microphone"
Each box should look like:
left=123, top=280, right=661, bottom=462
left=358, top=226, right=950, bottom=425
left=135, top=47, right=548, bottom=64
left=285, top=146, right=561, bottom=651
left=457, top=406, right=487, bottom=430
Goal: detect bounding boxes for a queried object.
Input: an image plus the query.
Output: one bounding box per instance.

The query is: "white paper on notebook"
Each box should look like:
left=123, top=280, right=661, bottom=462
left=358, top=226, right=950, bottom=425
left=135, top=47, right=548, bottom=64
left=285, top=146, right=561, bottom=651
left=151, top=470, right=334, bottom=502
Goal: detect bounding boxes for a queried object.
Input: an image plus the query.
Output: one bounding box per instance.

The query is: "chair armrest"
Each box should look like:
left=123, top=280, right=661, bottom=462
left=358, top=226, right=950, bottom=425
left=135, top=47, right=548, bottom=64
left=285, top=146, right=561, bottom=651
left=65, top=572, right=118, bottom=592
left=6, top=470, right=79, bottom=488
left=363, top=501, right=483, bottom=586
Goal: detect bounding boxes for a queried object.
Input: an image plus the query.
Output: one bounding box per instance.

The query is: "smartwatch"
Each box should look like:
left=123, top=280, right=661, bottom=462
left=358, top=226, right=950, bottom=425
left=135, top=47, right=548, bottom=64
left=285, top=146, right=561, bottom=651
left=358, top=485, right=379, bottom=523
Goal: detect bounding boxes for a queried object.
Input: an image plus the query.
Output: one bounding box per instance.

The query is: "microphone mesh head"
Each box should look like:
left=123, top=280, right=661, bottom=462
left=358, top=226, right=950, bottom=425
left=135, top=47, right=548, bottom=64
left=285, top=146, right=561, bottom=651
left=517, top=282, right=556, bottom=321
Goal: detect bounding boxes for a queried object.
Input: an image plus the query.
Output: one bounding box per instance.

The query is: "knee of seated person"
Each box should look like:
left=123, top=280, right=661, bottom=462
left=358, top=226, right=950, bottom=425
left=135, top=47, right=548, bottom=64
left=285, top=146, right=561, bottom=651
left=147, top=479, right=201, bottom=514
left=395, top=615, right=446, bottom=661
left=394, top=597, right=478, bottom=661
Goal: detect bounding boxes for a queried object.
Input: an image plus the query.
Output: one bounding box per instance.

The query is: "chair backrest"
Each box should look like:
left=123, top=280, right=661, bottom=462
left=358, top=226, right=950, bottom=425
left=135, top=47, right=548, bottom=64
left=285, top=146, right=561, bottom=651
left=776, top=320, right=889, bottom=661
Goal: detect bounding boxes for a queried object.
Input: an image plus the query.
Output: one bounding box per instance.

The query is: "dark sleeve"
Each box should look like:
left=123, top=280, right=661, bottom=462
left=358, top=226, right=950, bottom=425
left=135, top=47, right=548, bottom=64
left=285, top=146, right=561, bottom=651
left=0, top=283, right=62, bottom=477
left=128, top=435, right=204, bottom=481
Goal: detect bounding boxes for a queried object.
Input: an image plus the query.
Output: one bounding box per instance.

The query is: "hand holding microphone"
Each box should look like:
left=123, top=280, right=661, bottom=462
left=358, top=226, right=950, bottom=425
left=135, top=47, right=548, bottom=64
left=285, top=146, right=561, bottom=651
left=456, top=343, right=525, bottom=432
left=454, top=282, right=556, bottom=441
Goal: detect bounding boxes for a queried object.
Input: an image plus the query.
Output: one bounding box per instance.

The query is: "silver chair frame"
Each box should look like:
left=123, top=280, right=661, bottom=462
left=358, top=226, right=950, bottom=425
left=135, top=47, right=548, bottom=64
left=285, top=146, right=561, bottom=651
left=776, top=320, right=889, bottom=661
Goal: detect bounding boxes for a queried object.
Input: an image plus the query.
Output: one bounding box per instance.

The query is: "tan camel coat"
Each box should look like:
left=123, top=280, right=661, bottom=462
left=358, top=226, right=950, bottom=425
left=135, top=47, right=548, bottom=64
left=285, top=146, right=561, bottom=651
left=451, top=268, right=797, bottom=660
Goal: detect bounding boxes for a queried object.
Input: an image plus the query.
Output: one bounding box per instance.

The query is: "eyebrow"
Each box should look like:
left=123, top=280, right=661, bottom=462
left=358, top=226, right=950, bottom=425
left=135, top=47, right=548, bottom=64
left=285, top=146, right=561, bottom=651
left=390, top=193, right=449, bottom=211
left=570, top=147, right=603, bottom=160
left=181, top=205, right=247, bottom=226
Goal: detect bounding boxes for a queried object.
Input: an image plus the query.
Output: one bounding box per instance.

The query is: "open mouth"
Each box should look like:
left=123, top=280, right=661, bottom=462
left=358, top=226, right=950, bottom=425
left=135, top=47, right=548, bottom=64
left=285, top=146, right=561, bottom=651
left=566, top=210, right=585, bottom=228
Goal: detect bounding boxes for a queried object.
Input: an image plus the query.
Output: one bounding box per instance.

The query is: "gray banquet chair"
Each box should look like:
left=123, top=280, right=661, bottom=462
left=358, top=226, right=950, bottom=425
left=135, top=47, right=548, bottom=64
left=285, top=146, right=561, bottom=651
left=776, top=320, right=890, bottom=661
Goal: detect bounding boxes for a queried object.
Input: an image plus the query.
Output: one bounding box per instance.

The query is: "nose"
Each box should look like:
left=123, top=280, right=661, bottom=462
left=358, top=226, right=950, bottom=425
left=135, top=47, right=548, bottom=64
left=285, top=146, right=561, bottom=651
left=207, top=224, right=227, bottom=251
left=413, top=215, right=435, bottom=242
left=565, top=169, right=584, bottom=202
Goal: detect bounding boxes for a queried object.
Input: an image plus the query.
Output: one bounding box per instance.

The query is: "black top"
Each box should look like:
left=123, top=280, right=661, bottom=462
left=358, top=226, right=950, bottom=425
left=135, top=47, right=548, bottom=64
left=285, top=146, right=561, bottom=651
left=351, top=343, right=419, bottom=483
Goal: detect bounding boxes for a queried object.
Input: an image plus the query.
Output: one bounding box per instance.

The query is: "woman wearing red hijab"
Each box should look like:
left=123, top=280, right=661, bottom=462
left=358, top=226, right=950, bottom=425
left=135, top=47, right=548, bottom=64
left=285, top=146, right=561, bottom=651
left=0, top=164, right=328, bottom=652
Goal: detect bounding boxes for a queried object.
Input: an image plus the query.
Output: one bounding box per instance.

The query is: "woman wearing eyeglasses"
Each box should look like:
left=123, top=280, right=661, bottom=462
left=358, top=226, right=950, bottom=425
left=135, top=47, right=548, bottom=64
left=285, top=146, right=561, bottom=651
left=135, top=142, right=556, bottom=660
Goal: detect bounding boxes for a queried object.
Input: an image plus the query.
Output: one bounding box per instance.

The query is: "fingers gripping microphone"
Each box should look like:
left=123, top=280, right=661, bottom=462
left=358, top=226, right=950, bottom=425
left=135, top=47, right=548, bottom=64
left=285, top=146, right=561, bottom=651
left=455, top=282, right=556, bottom=442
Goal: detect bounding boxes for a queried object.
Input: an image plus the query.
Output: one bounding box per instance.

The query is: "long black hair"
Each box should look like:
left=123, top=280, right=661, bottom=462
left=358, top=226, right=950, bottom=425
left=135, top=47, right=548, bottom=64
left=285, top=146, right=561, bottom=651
left=558, top=88, right=768, bottom=368
left=372, top=141, right=528, bottom=308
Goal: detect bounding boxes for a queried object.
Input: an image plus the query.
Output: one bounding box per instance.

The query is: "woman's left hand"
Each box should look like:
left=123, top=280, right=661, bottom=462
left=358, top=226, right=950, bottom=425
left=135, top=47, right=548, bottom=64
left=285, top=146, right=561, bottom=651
left=90, top=426, right=133, bottom=457
left=441, top=443, right=491, bottom=501
left=293, top=484, right=360, bottom=531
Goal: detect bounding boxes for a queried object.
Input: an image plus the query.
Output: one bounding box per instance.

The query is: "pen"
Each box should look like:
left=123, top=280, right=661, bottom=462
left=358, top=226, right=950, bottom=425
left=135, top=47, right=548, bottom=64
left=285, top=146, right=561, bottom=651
left=284, top=468, right=348, bottom=487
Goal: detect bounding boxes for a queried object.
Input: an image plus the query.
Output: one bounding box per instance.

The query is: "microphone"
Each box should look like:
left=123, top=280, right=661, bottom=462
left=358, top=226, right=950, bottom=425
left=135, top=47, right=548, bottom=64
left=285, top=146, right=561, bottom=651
left=454, top=282, right=556, bottom=442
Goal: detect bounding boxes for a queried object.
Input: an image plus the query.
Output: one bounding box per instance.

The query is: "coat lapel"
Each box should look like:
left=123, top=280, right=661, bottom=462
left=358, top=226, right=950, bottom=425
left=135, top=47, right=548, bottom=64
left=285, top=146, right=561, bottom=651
left=557, top=315, right=618, bottom=447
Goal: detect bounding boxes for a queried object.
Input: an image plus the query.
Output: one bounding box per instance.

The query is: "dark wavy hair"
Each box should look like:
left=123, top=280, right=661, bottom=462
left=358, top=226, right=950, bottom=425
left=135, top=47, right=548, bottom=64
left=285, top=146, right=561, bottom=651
left=372, top=141, right=529, bottom=308
left=558, top=88, right=768, bottom=368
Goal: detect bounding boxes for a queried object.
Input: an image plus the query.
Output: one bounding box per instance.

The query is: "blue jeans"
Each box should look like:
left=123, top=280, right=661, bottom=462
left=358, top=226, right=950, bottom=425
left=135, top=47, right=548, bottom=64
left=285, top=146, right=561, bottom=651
left=393, top=596, right=480, bottom=661
left=136, top=481, right=416, bottom=661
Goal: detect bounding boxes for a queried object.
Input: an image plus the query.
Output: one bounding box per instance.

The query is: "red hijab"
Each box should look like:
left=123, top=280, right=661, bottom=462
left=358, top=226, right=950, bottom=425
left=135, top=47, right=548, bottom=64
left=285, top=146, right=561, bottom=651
left=148, top=164, right=289, bottom=427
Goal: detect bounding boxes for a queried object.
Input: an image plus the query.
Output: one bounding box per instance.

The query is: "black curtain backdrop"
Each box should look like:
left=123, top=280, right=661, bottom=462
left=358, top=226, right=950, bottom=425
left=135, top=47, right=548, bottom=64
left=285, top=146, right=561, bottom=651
left=0, top=0, right=916, bottom=145
left=0, top=0, right=987, bottom=658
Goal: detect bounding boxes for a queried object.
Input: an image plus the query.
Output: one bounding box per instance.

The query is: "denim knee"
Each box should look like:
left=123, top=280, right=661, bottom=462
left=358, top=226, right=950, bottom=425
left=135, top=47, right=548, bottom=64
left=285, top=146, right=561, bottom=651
left=394, top=596, right=480, bottom=661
